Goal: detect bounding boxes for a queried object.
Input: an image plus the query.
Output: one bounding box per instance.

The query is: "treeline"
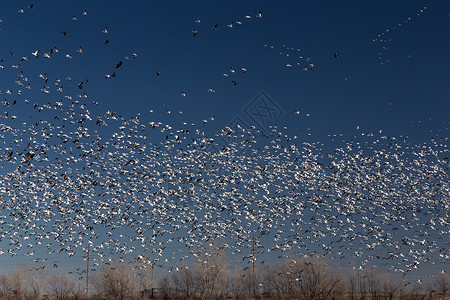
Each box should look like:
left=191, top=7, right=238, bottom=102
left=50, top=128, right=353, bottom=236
left=156, top=254, right=449, bottom=300
left=0, top=253, right=448, bottom=300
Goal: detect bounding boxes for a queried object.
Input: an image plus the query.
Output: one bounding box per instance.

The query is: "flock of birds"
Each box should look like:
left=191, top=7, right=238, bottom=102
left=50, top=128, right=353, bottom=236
left=264, top=44, right=315, bottom=71
left=0, top=2, right=448, bottom=282
left=183, top=11, right=264, bottom=96
left=191, top=11, right=262, bottom=37
left=371, top=4, right=429, bottom=64
left=0, top=97, right=448, bottom=277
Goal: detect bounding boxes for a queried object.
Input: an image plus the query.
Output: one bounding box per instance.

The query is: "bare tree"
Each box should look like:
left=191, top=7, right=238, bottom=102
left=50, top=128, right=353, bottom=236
left=193, top=244, right=229, bottom=299
left=171, top=262, right=196, bottom=299
left=408, top=281, right=426, bottom=300
left=47, top=273, right=77, bottom=300
left=0, top=273, right=15, bottom=300
left=71, top=281, right=85, bottom=300
left=294, top=256, right=342, bottom=300
left=382, top=273, right=401, bottom=300
left=91, top=262, right=137, bottom=300
left=435, top=272, right=449, bottom=300
left=0, top=267, right=27, bottom=300
left=329, top=272, right=346, bottom=300
left=132, top=255, right=153, bottom=294
left=425, top=281, right=435, bottom=300
left=230, top=267, right=253, bottom=299
left=260, top=262, right=289, bottom=298
left=23, top=265, right=46, bottom=300
left=366, top=268, right=383, bottom=300
left=282, top=258, right=307, bottom=299
left=347, top=265, right=358, bottom=300
left=396, top=279, right=409, bottom=300
left=157, top=272, right=171, bottom=298
left=358, top=272, right=368, bottom=300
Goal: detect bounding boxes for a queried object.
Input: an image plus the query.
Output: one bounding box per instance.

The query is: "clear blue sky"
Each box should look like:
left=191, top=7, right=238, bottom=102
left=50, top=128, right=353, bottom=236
left=0, top=0, right=448, bottom=284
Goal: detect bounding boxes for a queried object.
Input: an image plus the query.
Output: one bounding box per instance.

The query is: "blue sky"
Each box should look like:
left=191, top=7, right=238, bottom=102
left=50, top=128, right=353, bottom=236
left=2, top=0, right=448, bottom=137
left=0, top=0, right=449, bottom=284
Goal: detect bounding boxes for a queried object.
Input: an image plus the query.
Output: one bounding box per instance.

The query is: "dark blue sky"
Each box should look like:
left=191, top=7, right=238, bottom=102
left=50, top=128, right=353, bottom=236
left=0, top=0, right=448, bottom=283
left=1, top=0, right=448, bottom=140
